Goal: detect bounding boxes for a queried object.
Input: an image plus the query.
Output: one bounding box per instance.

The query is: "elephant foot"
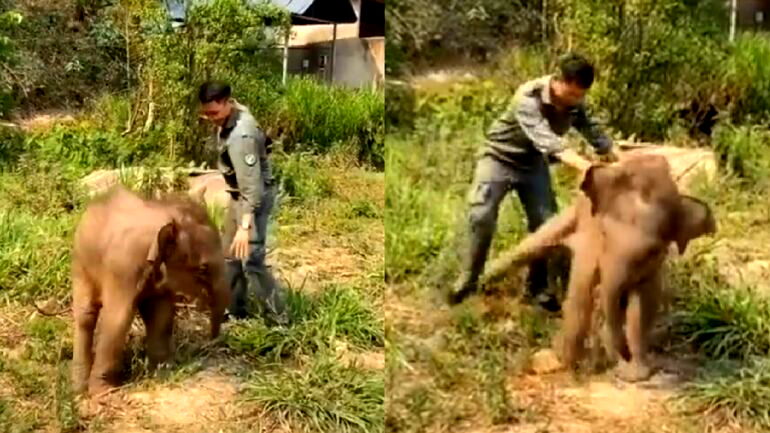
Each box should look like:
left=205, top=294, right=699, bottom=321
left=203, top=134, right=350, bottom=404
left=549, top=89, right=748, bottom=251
left=615, top=360, right=655, bottom=383
left=88, top=377, right=118, bottom=398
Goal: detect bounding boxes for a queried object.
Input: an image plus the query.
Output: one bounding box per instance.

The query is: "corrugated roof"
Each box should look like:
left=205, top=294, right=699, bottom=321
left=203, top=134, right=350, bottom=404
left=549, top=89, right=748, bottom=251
left=268, top=0, right=315, bottom=14
left=162, top=0, right=358, bottom=27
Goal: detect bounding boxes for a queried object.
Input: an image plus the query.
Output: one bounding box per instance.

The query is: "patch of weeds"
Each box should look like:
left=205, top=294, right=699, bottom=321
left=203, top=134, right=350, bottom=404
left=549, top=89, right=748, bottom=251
left=0, top=210, right=74, bottom=301
left=55, top=364, right=82, bottom=432
left=274, top=152, right=334, bottom=205
left=478, top=349, right=520, bottom=425
left=23, top=316, right=69, bottom=364
left=225, top=285, right=383, bottom=361
left=115, top=164, right=190, bottom=198
left=347, top=200, right=380, bottom=219
left=242, top=355, right=384, bottom=433
left=385, top=384, right=445, bottom=432
left=678, top=357, right=770, bottom=429
left=3, top=359, right=47, bottom=399
left=0, top=397, right=42, bottom=433
left=712, top=122, right=770, bottom=185
left=0, top=160, right=87, bottom=216
left=669, top=255, right=770, bottom=360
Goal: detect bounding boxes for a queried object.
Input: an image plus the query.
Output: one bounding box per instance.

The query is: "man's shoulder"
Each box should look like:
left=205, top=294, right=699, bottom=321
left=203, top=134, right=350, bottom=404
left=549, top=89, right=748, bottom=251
left=512, top=74, right=550, bottom=108
left=515, top=75, right=550, bottom=97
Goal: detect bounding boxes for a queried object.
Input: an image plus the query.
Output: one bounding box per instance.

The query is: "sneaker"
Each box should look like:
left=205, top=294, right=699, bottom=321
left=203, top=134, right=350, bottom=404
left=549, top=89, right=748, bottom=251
left=447, top=278, right=478, bottom=305
left=526, top=292, right=561, bottom=313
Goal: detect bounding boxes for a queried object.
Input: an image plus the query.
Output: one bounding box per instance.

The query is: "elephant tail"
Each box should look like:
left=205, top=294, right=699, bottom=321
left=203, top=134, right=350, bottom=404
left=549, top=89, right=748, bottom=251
left=481, top=204, right=578, bottom=286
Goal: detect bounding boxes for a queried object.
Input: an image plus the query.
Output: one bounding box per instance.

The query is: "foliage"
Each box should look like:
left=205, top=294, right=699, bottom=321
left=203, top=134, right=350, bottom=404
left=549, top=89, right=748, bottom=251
left=29, top=123, right=163, bottom=169
left=134, top=0, right=289, bottom=162
left=269, top=77, right=385, bottom=169
left=550, top=0, right=730, bottom=139
left=0, top=10, right=22, bottom=116
left=386, top=0, right=542, bottom=75
left=711, top=123, right=770, bottom=184
left=679, top=358, right=770, bottom=429
left=243, top=355, right=384, bottom=433
left=224, top=285, right=383, bottom=361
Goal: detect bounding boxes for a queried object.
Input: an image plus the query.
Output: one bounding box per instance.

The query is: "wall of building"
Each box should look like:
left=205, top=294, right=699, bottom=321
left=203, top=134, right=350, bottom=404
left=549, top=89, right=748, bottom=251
left=737, top=0, right=770, bottom=31
left=286, top=45, right=333, bottom=81
left=331, top=37, right=384, bottom=89
left=287, top=0, right=362, bottom=47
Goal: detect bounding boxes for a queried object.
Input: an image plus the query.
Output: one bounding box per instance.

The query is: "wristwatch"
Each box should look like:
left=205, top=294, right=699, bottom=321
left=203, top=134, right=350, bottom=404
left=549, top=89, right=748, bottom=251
left=240, top=220, right=251, bottom=230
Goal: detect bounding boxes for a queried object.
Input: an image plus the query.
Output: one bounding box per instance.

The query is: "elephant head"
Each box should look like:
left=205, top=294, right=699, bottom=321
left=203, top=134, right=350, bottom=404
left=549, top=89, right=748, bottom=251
left=146, top=213, right=230, bottom=339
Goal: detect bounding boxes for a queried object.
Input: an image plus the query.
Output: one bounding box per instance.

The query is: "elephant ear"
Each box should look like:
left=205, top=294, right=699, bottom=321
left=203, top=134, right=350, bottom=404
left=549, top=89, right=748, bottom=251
left=147, top=220, right=179, bottom=264
left=672, top=195, right=716, bottom=255
left=579, top=164, right=628, bottom=216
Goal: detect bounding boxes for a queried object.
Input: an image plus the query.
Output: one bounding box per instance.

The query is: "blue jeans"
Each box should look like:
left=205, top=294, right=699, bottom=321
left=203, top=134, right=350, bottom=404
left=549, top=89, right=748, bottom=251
left=462, top=155, right=558, bottom=294
left=223, top=185, right=286, bottom=320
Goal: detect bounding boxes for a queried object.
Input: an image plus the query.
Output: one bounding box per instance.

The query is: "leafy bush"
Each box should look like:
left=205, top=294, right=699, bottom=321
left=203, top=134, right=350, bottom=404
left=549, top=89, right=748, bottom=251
left=679, top=358, right=770, bottom=429
left=29, top=124, right=163, bottom=169
left=243, top=355, right=384, bottom=433
left=270, top=77, right=384, bottom=168
left=712, top=123, right=770, bottom=183
left=273, top=151, right=334, bottom=205
left=669, top=256, right=770, bottom=360
left=135, top=0, right=289, bottom=162
left=721, top=34, right=770, bottom=123
left=224, top=285, right=383, bottom=361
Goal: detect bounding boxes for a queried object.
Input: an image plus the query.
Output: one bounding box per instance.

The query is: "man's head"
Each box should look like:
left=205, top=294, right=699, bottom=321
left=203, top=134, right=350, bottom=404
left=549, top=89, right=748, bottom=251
left=551, top=53, right=595, bottom=108
left=198, top=81, right=232, bottom=126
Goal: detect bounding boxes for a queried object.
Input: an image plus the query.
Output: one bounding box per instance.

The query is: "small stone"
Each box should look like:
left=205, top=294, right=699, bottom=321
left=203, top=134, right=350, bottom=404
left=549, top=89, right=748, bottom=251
left=530, top=348, right=563, bottom=374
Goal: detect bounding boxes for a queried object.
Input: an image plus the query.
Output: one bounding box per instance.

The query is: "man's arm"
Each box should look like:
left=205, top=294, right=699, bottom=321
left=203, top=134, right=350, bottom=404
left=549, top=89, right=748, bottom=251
left=572, top=104, right=613, bottom=155
left=514, top=92, right=591, bottom=171
left=514, top=91, right=564, bottom=155
left=229, top=131, right=265, bottom=227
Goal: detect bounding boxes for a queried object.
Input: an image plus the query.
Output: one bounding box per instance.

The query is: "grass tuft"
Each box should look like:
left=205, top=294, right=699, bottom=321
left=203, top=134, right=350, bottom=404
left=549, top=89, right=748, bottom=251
left=243, top=355, right=384, bottom=433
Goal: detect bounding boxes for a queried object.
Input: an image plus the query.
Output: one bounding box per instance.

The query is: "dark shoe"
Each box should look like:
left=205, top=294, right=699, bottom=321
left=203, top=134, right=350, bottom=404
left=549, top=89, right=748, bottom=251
left=525, top=292, right=561, bottom=313
left=245, top=270, right=290, bottom=327
left=448, top=275, right=478, bottom=305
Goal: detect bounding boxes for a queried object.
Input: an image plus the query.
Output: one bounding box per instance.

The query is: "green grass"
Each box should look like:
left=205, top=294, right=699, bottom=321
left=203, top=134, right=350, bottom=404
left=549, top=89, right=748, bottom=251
left=0, top=143, right=383, bottom=432
left=224, top=285, right=383, bottom=361
left=712, top=123, right=770, bottom=185
left=678, top=358, right=770, bottom=430
left=272, top=77, right=385, bottom=169
left=243, top=355, right=384, bottom=433
left=0, top=210, right=75, bottom=302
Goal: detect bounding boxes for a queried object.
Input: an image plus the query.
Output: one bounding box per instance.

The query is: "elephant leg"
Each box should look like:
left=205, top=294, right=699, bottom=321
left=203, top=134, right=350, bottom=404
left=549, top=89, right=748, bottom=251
left=138, top=294, right=175, bottom=369
left=598, top=255, right=633, bottom=363
left=88, top=285, right=136, bottom=396
left=71, top=266, right=99, bottom=394
left=560, top=240, right=598, bottom=368
left=618, top=270, right=662, bottom=382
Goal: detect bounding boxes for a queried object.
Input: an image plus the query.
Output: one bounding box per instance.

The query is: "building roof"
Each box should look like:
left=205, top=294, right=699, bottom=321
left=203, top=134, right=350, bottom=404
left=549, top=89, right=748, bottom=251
left=163, top=0, right=358, bottom=28
left=270, top=0, right=358, bottom=25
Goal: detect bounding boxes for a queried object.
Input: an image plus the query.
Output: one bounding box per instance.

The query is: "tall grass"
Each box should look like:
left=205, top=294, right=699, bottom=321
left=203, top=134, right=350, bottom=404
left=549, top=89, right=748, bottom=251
left=243, top=355, right=384, bottom=433
left=0, top=210, right=74, bottom=302
left=224, top=285, right=383, bottom=360
left=712, top=123, right=770, bottom=184
left=271, top=77, right=384, bottom=169
left=721, top=34, right=770, bottom=122
left=679, top=358, right=770, bottom=430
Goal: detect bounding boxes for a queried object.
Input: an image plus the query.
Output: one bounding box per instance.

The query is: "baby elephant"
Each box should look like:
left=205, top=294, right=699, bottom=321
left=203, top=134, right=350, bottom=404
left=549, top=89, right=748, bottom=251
left=71, top=186, right=230, bottom=396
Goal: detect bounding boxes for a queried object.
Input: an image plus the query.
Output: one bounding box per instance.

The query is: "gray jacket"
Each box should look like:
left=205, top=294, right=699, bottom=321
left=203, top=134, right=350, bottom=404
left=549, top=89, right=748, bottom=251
left=217, top=101, right=274, bottom=215
left=482, top=75, right=612, bottom=170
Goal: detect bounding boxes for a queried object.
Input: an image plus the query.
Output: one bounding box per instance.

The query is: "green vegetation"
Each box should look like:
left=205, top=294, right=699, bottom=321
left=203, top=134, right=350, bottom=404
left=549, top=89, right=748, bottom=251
left=0, top=0, right=383, bottom=432
left=387, top=0, right=770, bottom=431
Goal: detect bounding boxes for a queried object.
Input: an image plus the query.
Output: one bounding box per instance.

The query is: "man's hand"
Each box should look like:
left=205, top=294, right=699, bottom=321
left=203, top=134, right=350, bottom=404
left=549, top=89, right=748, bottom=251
left=555, top=148, right=592, bottom=173
left=229, top=228, right=250, bottom=260
left=598, top=147, right=621, bottom=163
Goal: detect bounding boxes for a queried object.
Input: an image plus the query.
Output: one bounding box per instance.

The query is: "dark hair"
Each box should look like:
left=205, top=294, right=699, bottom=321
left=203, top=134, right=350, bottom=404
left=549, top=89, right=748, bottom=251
left=557, top=53, right=594, bottom=89
left=198, top=81, right=231, bottom=104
